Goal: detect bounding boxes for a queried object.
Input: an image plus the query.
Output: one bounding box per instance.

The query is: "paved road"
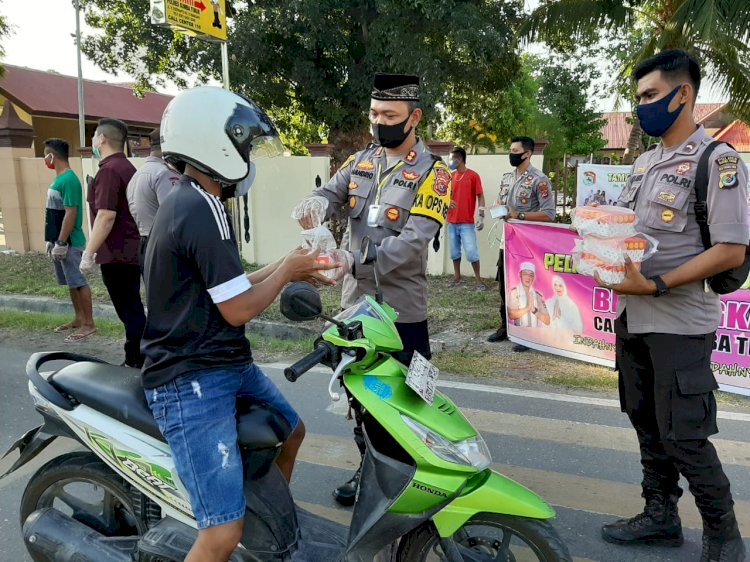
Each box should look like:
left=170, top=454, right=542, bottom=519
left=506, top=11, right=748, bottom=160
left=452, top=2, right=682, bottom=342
left=1, top=343, right=749, bottom=561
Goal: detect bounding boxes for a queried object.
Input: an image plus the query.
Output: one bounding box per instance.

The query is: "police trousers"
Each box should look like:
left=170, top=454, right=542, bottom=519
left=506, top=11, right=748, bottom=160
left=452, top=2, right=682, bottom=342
left=615, top=312, right=735, bottom=531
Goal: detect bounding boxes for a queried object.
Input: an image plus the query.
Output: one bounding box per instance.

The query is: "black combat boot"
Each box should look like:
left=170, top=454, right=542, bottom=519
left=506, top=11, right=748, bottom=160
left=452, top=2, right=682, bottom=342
left=332, top=467, right=360, bottom=507
left=700, top=512, right=746, bottom=562
left=601, top=493, right=683, bottom=546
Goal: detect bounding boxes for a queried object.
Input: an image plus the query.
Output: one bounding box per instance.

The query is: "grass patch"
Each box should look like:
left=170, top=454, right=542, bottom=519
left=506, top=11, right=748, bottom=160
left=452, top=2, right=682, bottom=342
left=0, top=309, right=124, bottom=338
left=247, top=333, right=315, bottom=355
left=544, top=373, right=619, bottom=391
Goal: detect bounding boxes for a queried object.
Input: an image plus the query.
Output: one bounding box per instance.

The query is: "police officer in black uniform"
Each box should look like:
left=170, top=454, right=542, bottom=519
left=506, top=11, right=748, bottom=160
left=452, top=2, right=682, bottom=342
left=598, top=50, right=747, bottom=562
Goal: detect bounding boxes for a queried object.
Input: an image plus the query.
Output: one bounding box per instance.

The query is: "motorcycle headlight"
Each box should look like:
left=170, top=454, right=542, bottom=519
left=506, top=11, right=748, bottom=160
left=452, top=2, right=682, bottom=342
left=402, top=415, right=491, bottom=470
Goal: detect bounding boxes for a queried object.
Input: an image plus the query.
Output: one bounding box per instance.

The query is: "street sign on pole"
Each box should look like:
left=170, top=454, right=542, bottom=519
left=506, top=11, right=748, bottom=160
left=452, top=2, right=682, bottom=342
left=74, top=0, right=86, bottom=149
left=150, top=0, right=227, bottom=42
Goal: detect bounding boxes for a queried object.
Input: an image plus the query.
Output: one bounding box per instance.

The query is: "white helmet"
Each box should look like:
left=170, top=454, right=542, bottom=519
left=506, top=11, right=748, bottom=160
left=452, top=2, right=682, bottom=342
left=160, top=86, right=283, bottom=193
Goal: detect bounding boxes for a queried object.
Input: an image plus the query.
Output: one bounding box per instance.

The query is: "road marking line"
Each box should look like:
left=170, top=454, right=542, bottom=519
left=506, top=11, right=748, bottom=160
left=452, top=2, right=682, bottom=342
left=462, top=408, right=750, bottom=467
left=260, top=363, right=750, bottom=422
left=298, top=432, right=750, bottom=532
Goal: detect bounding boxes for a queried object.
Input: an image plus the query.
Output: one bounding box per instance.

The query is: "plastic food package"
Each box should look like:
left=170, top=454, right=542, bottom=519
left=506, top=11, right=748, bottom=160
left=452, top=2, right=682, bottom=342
left=314, top=251, right=338, bottom=281
left=572, top=205, right=638, bottom=238
left=575, top=252, right=634, bottom=285
left=300, top=225, right=337, bottom=252
left=580, top=235, right=655, bottom=265
left=571, top=205, right=658, bottom=284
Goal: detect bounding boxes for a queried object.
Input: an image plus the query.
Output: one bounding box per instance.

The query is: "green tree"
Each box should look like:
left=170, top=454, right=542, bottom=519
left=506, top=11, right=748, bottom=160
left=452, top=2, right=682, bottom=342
left=523, top=0, right=750, bottom=162
left=0, top=3, right=11, bottom=76
left=78, top=0, right=523, bottom=163
left=438, top=57, right=541, bottom=153
left=533, top=55, right=607, bottom=162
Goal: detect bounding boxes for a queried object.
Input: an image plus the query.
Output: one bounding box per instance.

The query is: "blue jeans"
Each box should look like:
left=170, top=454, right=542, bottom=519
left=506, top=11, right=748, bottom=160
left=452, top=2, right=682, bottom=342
left=448, top=222, right=480, bottom=263
left=145, top=362, right=299, bottom=529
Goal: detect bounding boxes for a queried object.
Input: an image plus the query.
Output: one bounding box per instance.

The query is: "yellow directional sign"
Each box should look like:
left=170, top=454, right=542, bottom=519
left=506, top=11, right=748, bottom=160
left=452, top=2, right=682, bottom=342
left=150, top=0, right=227, bottom=42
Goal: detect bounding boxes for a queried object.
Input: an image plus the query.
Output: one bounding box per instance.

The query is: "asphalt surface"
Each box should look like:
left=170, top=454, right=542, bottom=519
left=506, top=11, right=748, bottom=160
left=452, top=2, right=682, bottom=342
left=1, top=341, right=749, bottom=561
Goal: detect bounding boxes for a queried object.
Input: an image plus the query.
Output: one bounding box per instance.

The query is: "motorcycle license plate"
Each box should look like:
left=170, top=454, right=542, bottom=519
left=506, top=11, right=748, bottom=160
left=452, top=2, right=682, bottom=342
left=406, top=352, right=439, bottom=405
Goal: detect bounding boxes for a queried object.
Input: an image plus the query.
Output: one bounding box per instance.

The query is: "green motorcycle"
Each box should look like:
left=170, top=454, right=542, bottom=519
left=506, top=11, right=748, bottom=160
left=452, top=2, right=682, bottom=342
left=277, top=238, right=572, bottom=561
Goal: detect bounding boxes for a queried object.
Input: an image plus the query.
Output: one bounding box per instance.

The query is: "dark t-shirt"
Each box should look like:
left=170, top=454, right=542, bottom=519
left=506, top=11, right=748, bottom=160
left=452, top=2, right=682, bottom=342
left=88, top=153, right=139, bottom=264
left=140, top=178, right=253, bottom=389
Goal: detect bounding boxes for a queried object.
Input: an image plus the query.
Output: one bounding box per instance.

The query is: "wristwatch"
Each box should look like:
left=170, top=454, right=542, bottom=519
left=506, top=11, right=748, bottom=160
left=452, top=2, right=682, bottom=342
left=650, top=275, right=669, bottom=297
left=55, top=240, right=68, bottom=246
left=518, top=212, right=526, bottom=220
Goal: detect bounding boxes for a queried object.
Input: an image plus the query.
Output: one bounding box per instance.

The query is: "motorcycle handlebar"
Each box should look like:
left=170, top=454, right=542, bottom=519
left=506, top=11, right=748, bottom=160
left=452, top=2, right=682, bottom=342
left=284, top=343, right=331, bottom=382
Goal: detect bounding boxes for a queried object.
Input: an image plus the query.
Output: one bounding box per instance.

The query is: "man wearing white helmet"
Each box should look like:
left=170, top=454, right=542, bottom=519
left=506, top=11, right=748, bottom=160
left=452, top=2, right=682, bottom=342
left=508, top=261, right=550, bottom=330
left=140, top=86, right=335, bottom=562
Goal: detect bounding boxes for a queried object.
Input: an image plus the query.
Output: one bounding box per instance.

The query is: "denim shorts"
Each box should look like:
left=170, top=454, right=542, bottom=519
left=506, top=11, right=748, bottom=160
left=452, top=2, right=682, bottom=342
left=448, top=222, right=480, bottom=263
left=53, top=246, right=88, bottom=289
left=145, top=362, right=300, bottom=529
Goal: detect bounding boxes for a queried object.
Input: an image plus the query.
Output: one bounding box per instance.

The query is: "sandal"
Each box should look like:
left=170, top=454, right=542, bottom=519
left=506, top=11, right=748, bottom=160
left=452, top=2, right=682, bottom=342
left=64, top=329, right=97, bottom=343
left=53, top=323, right=78, bottom=333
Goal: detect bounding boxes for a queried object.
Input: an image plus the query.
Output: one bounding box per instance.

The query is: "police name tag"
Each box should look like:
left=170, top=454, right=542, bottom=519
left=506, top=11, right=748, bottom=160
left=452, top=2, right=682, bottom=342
left=406, top=352, right=439, bottom=405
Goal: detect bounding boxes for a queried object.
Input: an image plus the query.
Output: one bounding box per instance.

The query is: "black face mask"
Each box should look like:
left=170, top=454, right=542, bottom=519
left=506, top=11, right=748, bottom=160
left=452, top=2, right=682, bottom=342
left=372, top=114, right=413, bottom=149
left=509, top=152, right=527, bottom=168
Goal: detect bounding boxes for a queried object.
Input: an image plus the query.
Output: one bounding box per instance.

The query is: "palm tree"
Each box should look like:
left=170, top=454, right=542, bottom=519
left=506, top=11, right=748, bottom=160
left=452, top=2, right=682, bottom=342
left=522, top=0, right=750, bottom=163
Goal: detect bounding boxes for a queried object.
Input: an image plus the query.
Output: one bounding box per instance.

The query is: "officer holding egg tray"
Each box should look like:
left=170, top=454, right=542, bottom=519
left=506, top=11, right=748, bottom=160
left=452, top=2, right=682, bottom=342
left=581, top=49, right=748, bottom=561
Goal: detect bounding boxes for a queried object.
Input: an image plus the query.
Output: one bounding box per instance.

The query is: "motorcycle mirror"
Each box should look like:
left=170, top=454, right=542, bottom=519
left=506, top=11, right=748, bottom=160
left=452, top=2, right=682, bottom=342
left=280, top=282, right=323, bottom=322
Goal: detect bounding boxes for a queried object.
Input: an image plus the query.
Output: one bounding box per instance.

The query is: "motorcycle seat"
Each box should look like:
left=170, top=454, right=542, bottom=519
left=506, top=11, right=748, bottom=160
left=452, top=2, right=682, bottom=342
left=50, top=362, right=292, bottom=450
left=51, top=361, right=166, bottom=442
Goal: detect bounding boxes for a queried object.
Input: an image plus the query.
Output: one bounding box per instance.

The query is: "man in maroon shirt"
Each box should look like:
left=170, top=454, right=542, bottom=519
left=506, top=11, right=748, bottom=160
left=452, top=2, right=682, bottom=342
left=80, top=118, right=145, bottom=367
left=447, top=147, right=486, bottom=289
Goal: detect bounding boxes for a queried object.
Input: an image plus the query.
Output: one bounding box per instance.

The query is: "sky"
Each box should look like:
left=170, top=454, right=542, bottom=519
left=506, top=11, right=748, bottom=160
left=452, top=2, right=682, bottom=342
left=1, top=0, right=726, bottom=113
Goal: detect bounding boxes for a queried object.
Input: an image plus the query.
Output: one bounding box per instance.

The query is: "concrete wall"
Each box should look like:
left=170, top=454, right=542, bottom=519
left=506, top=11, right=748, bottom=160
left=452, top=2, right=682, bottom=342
left=0, top=149, right=543, bottom=278
left=434, top=154, right=544, bottom=279
left=241, top=156, right=331, bottom=264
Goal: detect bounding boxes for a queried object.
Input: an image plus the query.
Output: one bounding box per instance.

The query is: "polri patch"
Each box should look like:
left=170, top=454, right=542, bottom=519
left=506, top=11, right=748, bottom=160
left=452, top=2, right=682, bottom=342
left=719, top=171, right=738, bottom=189
left=349, top=196, right=357, bottom=208
left=406, top=150, right=417, bottom=163
left=386, top=207, right=400, bottom=221
left=433, top=168, right=450, bottom=196
left=675, top=162, right=691, bottom=175
left=657, top=191, right=677, bottom=204
left=661, top=209, right=675, bottom=223
left=356, top=160, right=375, bottom=171
left=402, top=170, right=420, bottom=181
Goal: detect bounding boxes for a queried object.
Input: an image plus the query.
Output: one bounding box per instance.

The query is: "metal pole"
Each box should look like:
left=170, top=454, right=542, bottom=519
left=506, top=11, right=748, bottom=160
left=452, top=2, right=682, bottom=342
left=221, top=42, right=230, bottom=89
left=75, top=0, right=86, bottom=148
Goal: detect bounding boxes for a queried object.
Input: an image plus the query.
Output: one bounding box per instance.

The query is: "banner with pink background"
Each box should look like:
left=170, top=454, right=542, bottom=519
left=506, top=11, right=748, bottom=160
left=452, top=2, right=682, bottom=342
left=504, top=222, right=750, bottom=396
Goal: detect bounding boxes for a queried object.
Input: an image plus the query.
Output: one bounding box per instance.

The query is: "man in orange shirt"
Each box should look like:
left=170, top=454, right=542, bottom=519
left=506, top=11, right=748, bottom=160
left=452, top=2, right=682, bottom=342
left=447, top=147, right=486, bottom=289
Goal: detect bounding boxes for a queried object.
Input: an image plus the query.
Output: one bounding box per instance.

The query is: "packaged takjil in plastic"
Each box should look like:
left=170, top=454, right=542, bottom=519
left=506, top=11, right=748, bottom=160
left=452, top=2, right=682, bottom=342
left=571, top=206, right=658, bottom=285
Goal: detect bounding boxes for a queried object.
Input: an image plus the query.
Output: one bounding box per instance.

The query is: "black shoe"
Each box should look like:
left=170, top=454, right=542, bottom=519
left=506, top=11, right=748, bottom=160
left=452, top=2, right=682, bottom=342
left=512, top=344, right=529, bottom=353
left=701, top=536, right=746, bottom=562
left=487, top=329, right=507, bottom=343
left=602, top=495, right=683, bottom=547
left=333, top=468, right=360, bottom=507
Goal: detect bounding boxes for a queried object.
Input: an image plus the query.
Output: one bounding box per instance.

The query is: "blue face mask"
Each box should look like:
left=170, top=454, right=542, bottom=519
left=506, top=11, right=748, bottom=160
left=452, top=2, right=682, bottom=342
left=448, top=160, right=458, bottom=170
left=636, top=85, right=685, bottom=137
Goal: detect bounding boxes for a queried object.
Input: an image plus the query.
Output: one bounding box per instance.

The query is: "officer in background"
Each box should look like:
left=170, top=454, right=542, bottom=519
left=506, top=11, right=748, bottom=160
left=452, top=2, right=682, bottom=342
left=292, top=73, right=451, bottom=506
left=126, top=128, right=180, bottom=274
left=487, top=136, right=554, bottom=350
left=600, top=49, right=747, bottom=562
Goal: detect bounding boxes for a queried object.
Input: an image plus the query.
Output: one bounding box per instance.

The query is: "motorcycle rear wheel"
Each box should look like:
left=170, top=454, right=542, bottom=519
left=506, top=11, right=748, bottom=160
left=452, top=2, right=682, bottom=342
left=396, top=513, right=572, bottom=562
left=20, top=451, right=151, bottom=561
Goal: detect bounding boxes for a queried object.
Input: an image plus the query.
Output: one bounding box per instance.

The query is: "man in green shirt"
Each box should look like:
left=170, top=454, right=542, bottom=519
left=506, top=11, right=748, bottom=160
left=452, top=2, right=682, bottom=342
left=43, top=138, right=96, bottom=342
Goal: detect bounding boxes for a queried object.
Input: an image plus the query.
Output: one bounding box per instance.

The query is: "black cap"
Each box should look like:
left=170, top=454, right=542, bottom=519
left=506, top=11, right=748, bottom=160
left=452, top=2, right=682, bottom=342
left=371, top=73, right=420, bottom=101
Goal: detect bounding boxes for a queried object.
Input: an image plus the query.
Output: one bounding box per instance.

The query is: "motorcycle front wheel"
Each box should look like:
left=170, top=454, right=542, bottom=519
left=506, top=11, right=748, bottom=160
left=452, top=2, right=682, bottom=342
left=396, top=513, right=572, bottom=562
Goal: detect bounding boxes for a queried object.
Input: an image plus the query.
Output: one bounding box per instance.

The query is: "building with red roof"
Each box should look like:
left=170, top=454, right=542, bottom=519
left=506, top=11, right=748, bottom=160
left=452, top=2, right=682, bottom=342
left=0, top=65, right=173, bottom=157
left=598, top=103, right=749, bottom=162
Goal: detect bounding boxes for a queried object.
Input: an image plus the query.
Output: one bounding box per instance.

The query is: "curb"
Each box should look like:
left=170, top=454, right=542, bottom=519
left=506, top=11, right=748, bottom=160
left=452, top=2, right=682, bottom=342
left=0, top=294, right=317, bottom=341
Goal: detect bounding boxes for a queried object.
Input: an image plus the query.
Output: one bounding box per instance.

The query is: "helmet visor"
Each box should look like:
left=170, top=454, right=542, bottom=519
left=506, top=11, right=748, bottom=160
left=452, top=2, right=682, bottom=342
left=249, top=135, right=285, bottom=160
